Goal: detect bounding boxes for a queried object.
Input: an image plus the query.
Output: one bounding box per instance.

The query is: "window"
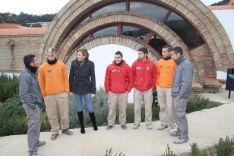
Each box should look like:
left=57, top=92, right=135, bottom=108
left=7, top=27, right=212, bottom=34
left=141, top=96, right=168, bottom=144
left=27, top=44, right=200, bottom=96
left=166, top=12, right=204, bottom=49
left=123, top=26, right=148, bottom=39
left=93, top=26, right=118, bottom=37
left=92, top=2, right=126, bottom=17
left=130, top=2, right=169, bottom=21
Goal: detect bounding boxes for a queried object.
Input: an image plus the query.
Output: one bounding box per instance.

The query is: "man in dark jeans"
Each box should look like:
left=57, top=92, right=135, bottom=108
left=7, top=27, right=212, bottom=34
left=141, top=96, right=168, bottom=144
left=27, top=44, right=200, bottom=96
left=19, top=54, right=45, bottom=156
left=170, top=47, right=193, bottom=144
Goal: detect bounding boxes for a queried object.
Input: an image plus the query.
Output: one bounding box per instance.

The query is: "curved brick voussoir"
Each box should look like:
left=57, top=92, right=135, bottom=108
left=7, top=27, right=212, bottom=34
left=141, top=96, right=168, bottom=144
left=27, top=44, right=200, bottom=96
left=59, top=12, right=189, bottom=61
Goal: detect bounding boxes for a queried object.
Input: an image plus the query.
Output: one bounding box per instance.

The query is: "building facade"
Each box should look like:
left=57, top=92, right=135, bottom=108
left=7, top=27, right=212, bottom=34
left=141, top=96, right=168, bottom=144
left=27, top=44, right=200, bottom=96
left=0, top=0, right=233, bottom=85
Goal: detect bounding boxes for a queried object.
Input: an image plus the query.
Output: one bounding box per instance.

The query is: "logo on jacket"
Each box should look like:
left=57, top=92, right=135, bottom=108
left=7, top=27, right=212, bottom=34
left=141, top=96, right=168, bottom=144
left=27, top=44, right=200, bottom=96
left=136, top=67, right=141, bottom=70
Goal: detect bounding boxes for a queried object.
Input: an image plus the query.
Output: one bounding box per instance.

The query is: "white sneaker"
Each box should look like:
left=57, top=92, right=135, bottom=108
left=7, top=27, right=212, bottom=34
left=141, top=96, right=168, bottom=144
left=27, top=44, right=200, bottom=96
left=173, top=137, right=188, bottom=144
left=30, top=153, right=41, bottom=156
left=146, top=124, right=153, bottom=130
left=169, top=127, right=178, bottom=136
left=157, top=123, right=168, bottom=130
left=132, top=123, right=140, bottom=129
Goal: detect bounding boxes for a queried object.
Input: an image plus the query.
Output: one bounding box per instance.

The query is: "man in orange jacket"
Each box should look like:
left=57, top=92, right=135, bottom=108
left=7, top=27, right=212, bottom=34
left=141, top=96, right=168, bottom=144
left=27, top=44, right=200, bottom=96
left=105, top=51, right=132, bottom=130
left=38, top=48, right=73, bottom=140
left=132, top=47, right=156, bottom=130
left=156, top=45, right=177, bottom=136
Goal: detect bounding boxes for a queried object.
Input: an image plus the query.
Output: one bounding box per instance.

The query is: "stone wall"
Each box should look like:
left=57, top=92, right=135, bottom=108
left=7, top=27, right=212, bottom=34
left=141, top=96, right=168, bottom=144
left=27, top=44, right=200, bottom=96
left=0, top=35, right=43, bottom=73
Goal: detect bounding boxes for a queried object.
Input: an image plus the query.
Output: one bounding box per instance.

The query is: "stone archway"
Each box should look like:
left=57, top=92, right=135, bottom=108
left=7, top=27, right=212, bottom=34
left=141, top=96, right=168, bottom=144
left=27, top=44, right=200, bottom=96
left=58, top=12, right=189, bottom=60
left=40, top=0, right=234, bottom=83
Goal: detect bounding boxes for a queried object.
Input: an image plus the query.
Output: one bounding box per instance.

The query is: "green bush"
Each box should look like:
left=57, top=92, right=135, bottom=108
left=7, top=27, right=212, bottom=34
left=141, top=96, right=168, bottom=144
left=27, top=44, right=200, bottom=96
left=190, top=143, right=207, bottom=156
left=215, top=136, right=234, bottom=156
left=0, top=95, right=49, bottom=135
left=0, top=88, right=221, bottom=136
left=186, top=94, right=220, bottom=113
left=162, top=144, right=177, bottom=156
left=0, top=74, right=19, bottom=102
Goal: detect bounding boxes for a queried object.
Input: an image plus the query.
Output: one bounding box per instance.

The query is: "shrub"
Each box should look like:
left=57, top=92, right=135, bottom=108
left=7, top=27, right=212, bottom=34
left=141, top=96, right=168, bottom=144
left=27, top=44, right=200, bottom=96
left=0, top=95, right=49, bottom=135
left=215, top=136, right=234, bottom=156
left=0, top=74, right=19, bottom=102
left=190, top=143, right=207, bottom=156
left=186, top=94, right=220, bottom=113
left=0, top=88, right=221, bottom=136
left=162, top=144, right=177, bottom=156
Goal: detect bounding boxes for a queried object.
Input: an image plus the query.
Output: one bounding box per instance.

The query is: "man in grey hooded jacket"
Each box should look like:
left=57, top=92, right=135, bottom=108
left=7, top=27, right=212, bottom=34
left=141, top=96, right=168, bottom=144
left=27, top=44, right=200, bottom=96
left=19, top=54, right=45, bottom=156
left=170, top=47, right=193, bottom=144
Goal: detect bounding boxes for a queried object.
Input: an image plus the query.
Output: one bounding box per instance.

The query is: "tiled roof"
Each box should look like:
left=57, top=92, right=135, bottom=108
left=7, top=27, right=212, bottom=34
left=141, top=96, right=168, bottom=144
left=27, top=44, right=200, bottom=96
left=0, top=23, right=25, bottom=29
left=0, top=23, right=47, bottom=35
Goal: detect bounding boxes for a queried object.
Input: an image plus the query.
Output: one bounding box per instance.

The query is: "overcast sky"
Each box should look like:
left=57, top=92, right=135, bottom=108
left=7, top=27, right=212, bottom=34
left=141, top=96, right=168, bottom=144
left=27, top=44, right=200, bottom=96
left=0, top=0, right=223, bottom=15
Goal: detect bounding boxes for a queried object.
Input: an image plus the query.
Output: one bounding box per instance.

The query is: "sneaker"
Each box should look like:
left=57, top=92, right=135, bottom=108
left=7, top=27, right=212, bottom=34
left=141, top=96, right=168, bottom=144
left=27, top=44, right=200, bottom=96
left=173, top=137, right=188, bottom=144
left=37, top=140, right=46, bottom=147
left=62, top=129, right=73, bottom=135
left=50, top=133, right=59, bottom=140
left=132, top=123, right=140, bottom=129
left=30, top=153, right=41, bottom=156
left=121, top=124, right=127, bottom=130
left=106, top=125, right=114, bottom=130
left=169, top=128, right=178, bottom=136
left=170, top=131, right=178, bottom=137
left=157, top=123, right=168, bottom=130
left=146, top=124, right=153, bottom=130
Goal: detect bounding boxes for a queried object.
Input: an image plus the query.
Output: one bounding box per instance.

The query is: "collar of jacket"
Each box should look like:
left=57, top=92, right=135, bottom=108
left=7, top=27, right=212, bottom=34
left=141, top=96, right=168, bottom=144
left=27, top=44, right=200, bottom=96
left=75, top=59, right=88, bottom=65
left=137, top=56, right=150, bottom=63
left=24, top=67, right=36, bottom=78
left=176, top=55, right=185, bottom=65
left=112, top=60, right=126, bottom=66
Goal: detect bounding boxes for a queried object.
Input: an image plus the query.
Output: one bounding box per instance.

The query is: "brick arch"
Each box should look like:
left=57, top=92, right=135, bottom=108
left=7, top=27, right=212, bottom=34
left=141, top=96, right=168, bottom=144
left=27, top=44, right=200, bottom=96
left=58, top=12, right=189, bottom=59
left=40, top=0, right=233, bottom=81
left=58, top=12, right=202, bottom=81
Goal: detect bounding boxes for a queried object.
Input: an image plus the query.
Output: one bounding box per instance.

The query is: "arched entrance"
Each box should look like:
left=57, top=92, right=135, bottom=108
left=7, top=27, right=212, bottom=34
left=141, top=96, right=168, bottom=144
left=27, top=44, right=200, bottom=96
left=40, top=0, right=234, bottom=83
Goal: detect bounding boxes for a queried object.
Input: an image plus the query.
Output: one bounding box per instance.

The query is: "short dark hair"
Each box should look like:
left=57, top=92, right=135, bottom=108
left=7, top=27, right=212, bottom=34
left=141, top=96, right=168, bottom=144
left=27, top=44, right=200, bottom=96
left=171, top=47, right=183, bottom=55
left=162, top=45, right=171, bottom=50
left=23, top=54, right=35, bottom=66
left=115, top=51, right=123, bottom=58
left=138, top=47, right=148, bottom=54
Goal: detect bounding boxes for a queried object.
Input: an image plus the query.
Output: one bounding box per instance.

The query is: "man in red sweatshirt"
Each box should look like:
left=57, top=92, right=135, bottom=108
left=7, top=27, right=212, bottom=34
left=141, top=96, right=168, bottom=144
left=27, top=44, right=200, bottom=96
left=105, top=51, right=132, bottom=130
left=132, top=47, right=156, bottom=129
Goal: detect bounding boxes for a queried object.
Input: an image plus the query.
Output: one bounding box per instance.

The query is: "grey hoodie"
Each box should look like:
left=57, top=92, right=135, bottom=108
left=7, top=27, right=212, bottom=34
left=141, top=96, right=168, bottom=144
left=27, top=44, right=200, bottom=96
left=19, top=68, right=42, bottom=109
left=171, top=56, right=193, bottom=99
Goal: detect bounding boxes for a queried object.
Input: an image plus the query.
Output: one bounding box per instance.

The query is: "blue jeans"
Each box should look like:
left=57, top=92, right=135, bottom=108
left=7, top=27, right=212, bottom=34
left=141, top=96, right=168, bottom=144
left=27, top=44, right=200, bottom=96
left=74, top=93, right=94, bottom=113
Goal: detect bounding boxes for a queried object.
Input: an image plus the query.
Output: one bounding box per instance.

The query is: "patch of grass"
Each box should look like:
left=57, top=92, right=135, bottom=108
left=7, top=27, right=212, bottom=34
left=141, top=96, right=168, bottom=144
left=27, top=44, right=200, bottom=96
left=162, top=144, right=177, bottom=156
left=215, top=136, right=234, bottom=156
left=190, top=143, right=207, bottom=156
left=104, top=148, right=125, bottom=156
left=186, top=94, right=221, bottom=113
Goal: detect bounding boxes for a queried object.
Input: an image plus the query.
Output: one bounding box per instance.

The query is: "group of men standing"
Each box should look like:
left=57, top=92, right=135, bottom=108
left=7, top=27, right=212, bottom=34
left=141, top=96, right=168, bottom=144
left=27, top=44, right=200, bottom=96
left=19, top=45, right=193, bottom=156
left=104, top=46, right=193, bottom=144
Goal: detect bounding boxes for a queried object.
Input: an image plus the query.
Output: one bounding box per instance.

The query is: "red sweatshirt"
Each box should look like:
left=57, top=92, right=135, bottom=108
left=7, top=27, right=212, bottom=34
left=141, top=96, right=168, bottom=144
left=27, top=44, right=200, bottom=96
left=104, top=60, right=132, bottom=94
left=132, top=57, right=156, bottom=92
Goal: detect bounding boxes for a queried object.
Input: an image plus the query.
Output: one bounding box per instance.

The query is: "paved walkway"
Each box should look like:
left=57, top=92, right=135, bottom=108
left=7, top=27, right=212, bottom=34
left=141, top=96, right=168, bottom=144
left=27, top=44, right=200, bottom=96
left=1, top=89, right=234, bottom=156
